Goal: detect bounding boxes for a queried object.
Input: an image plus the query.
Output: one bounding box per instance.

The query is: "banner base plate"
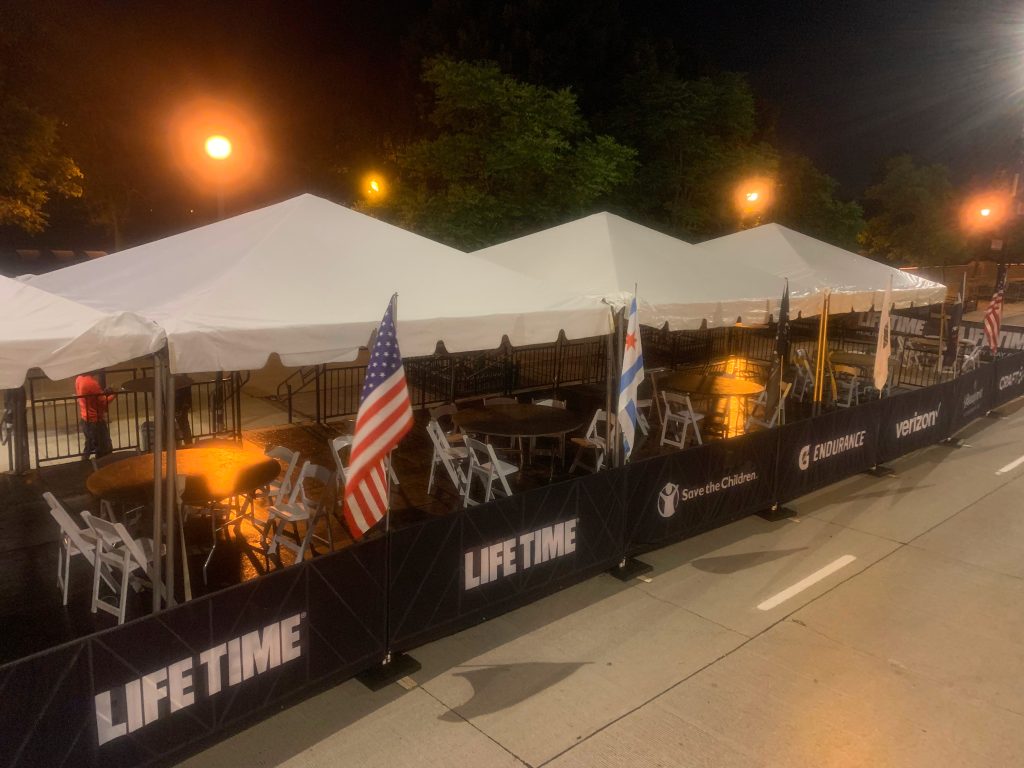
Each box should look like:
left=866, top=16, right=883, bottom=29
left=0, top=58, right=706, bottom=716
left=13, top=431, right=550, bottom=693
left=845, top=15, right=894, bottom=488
left=865, top=464, right=896, bottom=477
left=757, top=504, right=796, bottom=522
left=608, top=557, right=653, bottom=582
left=356, top=653, right=422, bottom=692
left=940, top=437, right=965, bottom=448
left=986, top=410, right=1006, bottom=419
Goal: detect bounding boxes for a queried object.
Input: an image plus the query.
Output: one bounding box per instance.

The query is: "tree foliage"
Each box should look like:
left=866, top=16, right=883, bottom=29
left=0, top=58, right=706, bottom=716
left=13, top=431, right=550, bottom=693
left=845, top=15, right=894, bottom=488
left=773, top=153, right=864, bottom=250
left=373, top=58, right=636, bottom=250
left=0, top=96, right=83, bottom=233
left=859, top=155, right=967, bottom=265
left=598, top=50, right=777, bottom=238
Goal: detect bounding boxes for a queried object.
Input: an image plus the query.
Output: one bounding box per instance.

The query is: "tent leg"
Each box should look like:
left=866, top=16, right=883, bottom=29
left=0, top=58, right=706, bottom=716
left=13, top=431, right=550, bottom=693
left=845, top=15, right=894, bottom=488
left=151, top=353, right=164, bottom=613
left=165, top=365, right=177, bottom=607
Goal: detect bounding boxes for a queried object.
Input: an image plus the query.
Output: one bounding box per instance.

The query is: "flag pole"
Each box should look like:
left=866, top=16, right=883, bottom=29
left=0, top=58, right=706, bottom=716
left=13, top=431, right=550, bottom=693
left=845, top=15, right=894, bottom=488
left=357, top=292, right=421, bottom=690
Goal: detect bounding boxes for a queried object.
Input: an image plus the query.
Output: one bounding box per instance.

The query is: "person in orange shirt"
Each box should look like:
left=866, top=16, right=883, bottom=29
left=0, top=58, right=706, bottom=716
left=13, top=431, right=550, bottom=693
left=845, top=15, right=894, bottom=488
left=75, top=370, right=115, bottom=460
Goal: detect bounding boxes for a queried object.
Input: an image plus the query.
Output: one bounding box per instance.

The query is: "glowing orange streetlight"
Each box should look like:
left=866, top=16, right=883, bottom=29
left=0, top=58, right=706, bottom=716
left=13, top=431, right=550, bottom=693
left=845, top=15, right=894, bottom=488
left=734, top=176, right=775, bottom=226
left=361, top=172, right=387, bottom=203
left=960, top=192, right=1009, bottom=235
left=205, top=134, right=232, bottom=160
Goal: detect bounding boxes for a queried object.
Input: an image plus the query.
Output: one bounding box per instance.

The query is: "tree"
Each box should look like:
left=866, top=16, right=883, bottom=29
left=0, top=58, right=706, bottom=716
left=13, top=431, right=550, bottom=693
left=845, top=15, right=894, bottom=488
left=859, top=155, right=967, bottom=266
left=0, top=96, right=83, bottom=233
left=773, top=154, right=864, bottom=250
left=601, top=54, right=777, bottom=239
left=371, top=58, right=636, bottom=249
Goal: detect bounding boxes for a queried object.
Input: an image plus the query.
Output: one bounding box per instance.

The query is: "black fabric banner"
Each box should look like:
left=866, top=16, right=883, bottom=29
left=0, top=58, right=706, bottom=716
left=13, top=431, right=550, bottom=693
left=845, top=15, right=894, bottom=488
left=0, top=537, right=387, bottom=768
left=876, top=382, right=955, bottom=464
left=994, top=353, right=1024, bottom=407
left=950, top=364, right=997, bottom=434
left=775, top=400, right=882, bottom=504
left=623, top=429, right=777, bottom=554
left=388, top=469, right=625, bottom=652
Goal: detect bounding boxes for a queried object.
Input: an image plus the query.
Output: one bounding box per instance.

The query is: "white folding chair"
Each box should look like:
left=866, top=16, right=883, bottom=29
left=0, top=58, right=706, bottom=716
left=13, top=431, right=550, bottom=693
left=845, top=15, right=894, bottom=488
left=330, top=435, right=352, bottom=491
left=463, top=437, right=518, bottom=506
left=86, top=515, right=160, bottom=625
left=832, top=364, right=862, bottom=408
left=265, top=461, right=336, bottom=562
left=428, top=403, right=464, bottom=445
left=569, top=409, right=608, bottom=473
left=246, top=445, right=300, bottom=524
left=961, top=339, right=983, bottom=373
left=659, top=392, right=704, bottom=448
left=427, top=420, right=468, bottom=495
left=745, top=382, right=792, bottom=431
left=793, top=349, right=815, bottom=402
left=44, top=492, right=116, bottom=605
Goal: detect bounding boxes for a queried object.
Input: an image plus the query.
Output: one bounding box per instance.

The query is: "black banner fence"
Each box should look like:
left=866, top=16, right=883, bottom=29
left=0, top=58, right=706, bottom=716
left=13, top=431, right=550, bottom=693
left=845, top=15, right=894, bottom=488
left=388, top=468, right=625, bottom=652
left=0, top=537, right=387, bottom=768
left=623, top=428, right=777, bottom=554
left=7, top=356, right=1024, bottom=767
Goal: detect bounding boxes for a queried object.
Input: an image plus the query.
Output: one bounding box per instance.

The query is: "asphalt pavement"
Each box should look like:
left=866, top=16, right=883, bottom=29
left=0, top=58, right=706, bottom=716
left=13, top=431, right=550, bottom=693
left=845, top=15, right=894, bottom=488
left=179, top=398, right=1024, bottom=768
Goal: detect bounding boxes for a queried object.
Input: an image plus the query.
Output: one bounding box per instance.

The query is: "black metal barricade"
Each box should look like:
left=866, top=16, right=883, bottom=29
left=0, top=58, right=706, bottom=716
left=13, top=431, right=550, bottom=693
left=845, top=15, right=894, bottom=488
left=387, top=469, right=625, bottom=652
left=623, top=429, right=777, bottom=554
left=950, top=363, right=997, bottom=435
left=775, top=399, right=884, bottom=504
left=0, top=537, right=387, bottom=768
left=994, top=351, right=1024, bottom=407
left=876, top=381, right=955, bottom=464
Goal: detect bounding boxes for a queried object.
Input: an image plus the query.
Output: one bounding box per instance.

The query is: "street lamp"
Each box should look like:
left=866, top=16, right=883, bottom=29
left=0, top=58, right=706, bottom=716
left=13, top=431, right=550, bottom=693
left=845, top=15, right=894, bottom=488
left=361, top=171, right=387, bottom=204
left=734, top=176, right=775, bottom=227
left=205, top=134, right=232, bottom=218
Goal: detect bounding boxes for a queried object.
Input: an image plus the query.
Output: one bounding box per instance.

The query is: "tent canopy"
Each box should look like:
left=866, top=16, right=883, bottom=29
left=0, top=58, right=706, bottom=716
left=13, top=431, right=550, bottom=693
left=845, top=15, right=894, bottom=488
left=474, top=212, right=787, bottom=330
left=698, top=223, right=947, bottom=317
left=28, top=195, right=611, bottom=373
left=0, top=275, right=164, bottom=389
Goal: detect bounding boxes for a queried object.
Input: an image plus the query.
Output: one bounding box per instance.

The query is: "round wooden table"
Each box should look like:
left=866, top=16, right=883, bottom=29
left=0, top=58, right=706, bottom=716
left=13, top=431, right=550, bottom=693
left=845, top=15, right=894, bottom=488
left=453, top=404, right=585, bottom=438
left=120, top=374, right=194, bottom=393
left=830, top=351, right=876, bottom=370
left=87, top=444, right=281, bottom=505
left=657, top=372, right=764, bottom=397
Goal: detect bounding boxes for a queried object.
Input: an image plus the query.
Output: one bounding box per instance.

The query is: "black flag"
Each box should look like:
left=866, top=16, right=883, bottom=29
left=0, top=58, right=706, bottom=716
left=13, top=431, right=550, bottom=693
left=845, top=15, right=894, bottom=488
left=776, top=280, right=790, bottom=363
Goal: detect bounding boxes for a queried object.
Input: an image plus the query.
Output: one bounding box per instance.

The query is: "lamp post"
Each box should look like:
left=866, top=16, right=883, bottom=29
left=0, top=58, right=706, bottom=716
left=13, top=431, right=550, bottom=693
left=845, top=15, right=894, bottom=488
left=205, top=134, right=232, bottom=219
left=734, top=176, right=774, bottom=228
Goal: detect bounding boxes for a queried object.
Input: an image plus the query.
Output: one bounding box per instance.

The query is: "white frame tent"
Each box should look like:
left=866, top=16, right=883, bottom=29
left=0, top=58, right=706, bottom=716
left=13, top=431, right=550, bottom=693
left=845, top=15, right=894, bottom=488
left=27, top=193, right=613, bottom=612
left=473, top=212, right=788, bottom=329
left=0, top=274, right=164, bottom=390
left=697, top=223, right=947, bottom=317
left=28, top=194, right=611, bottom=373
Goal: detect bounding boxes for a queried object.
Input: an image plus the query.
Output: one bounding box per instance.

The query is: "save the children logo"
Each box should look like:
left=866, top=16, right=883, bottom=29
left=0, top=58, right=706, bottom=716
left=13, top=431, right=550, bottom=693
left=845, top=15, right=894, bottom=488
left=657, top=471, right=759, bottom=519
left=658, top=483, right=679, bottom=518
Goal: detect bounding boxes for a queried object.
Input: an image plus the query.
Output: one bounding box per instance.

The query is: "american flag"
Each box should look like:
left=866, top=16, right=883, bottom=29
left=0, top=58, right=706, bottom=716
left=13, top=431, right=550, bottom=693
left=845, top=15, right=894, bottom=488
left=984, top=263, right=1008, bottom=355
left=343, top=295, right=414, bottom=539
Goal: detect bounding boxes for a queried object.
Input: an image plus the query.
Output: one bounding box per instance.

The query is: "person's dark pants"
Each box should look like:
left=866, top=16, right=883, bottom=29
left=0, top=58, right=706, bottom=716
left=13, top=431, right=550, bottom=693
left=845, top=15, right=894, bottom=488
left=81, top=419, right=113, bottom=460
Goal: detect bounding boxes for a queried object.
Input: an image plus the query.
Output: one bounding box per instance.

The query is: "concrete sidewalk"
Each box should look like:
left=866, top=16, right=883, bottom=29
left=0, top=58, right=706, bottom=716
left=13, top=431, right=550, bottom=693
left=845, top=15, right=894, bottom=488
left=180, top=399, right=1024, bottom=767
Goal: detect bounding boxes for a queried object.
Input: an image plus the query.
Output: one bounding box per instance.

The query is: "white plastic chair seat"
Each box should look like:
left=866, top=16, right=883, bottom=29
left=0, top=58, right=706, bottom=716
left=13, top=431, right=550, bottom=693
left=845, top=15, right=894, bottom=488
left=463, top=437, right=519, bottom=506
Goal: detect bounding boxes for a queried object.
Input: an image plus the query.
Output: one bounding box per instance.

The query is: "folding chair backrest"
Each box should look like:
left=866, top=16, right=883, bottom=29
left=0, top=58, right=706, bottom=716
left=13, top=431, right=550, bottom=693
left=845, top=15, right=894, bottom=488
left=87, top=514, right=148, bottom=569
left=832, top=364, right=861, bottom=379
left=662, top=391, right=694, bottom=417
left=290, top=461, right=333, bottom=510
left=585, top=409, right=608, bottom=442
left=463, top=436, right=491, bottom=468
left=44, top=493, right=93, bottom=554
left=429, top=403, right=458, bottom=428
left=427, top=419, right=452, bottom=453
left=266, top=445, right=300, bottom=501
left=330, top=435, right=353, bottom=484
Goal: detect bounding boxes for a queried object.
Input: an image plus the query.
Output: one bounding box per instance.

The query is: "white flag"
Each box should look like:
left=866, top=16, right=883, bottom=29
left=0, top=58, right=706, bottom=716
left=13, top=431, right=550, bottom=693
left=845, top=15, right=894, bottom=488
left=874, top=276, right=893, bottom=391
left=617, top=294, right=644, bottom=460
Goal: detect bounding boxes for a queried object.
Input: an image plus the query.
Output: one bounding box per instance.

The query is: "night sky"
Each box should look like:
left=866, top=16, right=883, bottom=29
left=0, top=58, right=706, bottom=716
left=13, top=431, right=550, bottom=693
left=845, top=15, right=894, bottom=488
left=6, top=0, right=1024, bottom=245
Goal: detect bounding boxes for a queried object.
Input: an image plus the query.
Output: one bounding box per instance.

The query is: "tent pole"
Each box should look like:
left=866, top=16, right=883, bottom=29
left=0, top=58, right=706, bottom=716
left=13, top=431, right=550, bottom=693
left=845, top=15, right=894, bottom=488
left=604, top=318, right=616, bottom=468
left=164, top=364, right=177, bottom=607
left=151, top=352, right=164, bottom=613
